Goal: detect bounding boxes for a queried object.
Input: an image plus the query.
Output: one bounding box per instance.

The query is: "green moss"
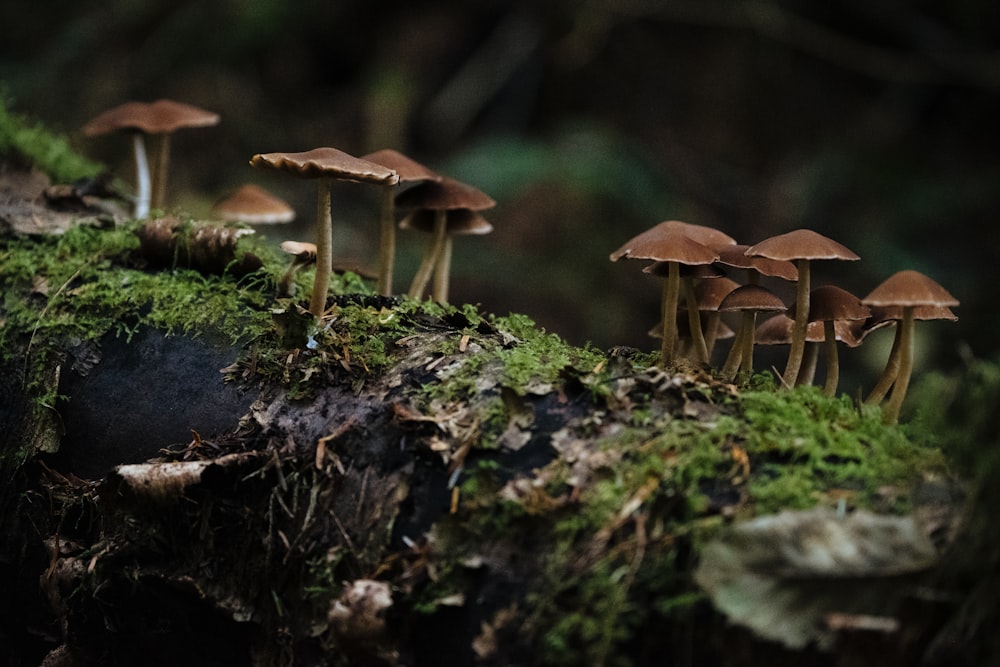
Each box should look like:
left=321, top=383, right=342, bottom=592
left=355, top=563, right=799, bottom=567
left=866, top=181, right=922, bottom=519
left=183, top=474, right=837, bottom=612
left=0, top=96, right=103, bottom=183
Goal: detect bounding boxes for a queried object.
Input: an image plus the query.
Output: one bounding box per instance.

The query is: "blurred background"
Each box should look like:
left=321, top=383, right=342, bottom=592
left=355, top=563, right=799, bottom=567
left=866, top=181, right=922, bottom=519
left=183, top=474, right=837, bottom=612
left=2, top=0, right=998, bottom=384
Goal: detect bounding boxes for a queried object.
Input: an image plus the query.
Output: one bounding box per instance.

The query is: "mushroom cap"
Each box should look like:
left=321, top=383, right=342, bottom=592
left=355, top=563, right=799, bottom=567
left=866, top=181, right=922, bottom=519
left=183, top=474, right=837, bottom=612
left=718, top=284, right=787, bottom=313
left=755, top=314, right=846, bottom=345
left=649, top=315, right=735, bottom=340
left=279, top=240, right=317, bottom=263
left=798, top=285, right=870, bottom=322
left=361, top=149, right=442, bottom=184
left=689, top=276, right=741, bottom=311
left=610, top=226, right=720, bottom=265
left=857, top=304, right=958, bottom=343
left=212, top=184, right=295, bottom=224
left=394, top=176, right=495, bottom=211
left=746, top=229, right=860, bottom=262
left=861, top=270, right=959, bottom=308
left=656, top=220, right=737, bottom=250
left=716, top=244, right=799, bottom=281
left=249, top=148, right=399, bottom=185
left=399, top=208, right=494, bottom=235
left=83, top=99, right=220, bottom=136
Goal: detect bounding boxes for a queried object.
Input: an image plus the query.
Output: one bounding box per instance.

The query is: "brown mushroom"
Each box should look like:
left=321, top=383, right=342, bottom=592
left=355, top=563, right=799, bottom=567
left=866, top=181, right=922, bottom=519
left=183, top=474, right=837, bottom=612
left=746, top=230, right=859, bottom=388
left=249, top=148, right=399, bottom=318
left=643, top=262, right=727, bottom=363
left=718, top=285, right=787, bottom=381
left=799, top=285, right=870, bottom=396
left=399, top=207, right=493, bottom=303
left=611, top=224, right=719, bottom=367
left=212, top=184, right=295, bottom=224
left=754, top=314, right=837, bottom=386
left=277, top=241, right=317, bottom=297
left=861, top=270, right=959, bottom=423
left=395, top=176, right=496, bottom=302
left=83, top=99, right=220, bottom=217
left=361, top=149, right=443, bottom=296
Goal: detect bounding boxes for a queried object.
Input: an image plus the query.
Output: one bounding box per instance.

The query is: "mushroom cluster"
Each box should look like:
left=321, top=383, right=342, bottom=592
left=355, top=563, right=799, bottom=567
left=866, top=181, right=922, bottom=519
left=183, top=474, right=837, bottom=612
left=611, top=222, right=958, bottom=422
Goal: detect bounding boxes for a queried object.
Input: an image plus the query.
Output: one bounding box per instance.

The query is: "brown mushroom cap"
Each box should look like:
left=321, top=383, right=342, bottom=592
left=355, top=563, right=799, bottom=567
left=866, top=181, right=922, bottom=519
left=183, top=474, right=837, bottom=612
left=689, top=277, right=741, bottom=311
left=718, top=284, right=787, bottom=314
left=657, top=220, right=737, bottom=250
left=717, top=244, right=799, bottom=281
left=643, top=262, right=725, bottom=279
left=83, top=99, right=220, bottom=136
left=610, top=226, right=720, bottom=265
left=746, top=229, right=860, bottom=262
left=395, top=176, right=496, bottom=211
left=400, top=208, right=493, bottom=235
left=755, top=314, right=844, bottom=345
left=861, top=270, right=959, bottom=308
left=212, top=184, right=295, bottom=224
left=800, top=285, right=870, bottom=322
left=249, top=148, right=399, bottom=185
left=361, top=149, right=442, bottom=184
left=279, top=240, right=317, bottom=263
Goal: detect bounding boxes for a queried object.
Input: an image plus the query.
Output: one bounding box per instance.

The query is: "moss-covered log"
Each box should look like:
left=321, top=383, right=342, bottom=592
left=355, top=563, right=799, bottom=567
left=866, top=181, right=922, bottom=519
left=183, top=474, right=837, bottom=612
left=0, top=162, right=984, bottom=665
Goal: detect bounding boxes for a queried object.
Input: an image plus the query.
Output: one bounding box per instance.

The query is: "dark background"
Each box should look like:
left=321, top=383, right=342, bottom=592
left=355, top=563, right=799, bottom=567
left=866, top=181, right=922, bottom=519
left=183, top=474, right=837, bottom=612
left=2, top=0, right=997, bottom=383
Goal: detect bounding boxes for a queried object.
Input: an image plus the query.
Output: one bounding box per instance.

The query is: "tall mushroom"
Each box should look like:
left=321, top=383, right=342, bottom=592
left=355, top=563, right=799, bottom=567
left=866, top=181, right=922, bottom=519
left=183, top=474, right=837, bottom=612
left=395, top=176, right=496, bottom=302
left=212, top=184, right=295, bottom=224
left=799, top=285, right=870, bottom=396
left=249, top=148, right=399, bottom=318
left=83, top=99, right=220, bottom=218
left=642, top=262, right=726, bottom=364
left=361, top=149, right=442, bottom=296
left=611, top=224, right=719, bottom=367
left=746, top=230, right=859, bottom=388
left=861, top=270, right=959, bottom=424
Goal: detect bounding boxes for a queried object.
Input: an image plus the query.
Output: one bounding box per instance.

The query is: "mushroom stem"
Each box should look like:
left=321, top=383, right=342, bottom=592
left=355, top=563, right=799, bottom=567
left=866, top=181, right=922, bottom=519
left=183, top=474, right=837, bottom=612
left=822, top=321, right=839, bottom=396
left=131, top=132, right=152, bottom=219
left=309, top=176, right=334, bottom=318
left=659, top=262, right=681, bottom=367
left=797, top=342, right=820, bottom=386
left=376, top=186, right=396, bottom=296
left=151, top=133, right=172, bottom=211
left=737, top=310, right=758, bottom=380
left=883, top=307, right=915, bottom=424
left=683, top=278, right=710, bottom=364
left=721, top=321, right=745, bottom=380
left=433, top=235, right=453, bottom=303
left=782, top=259, right=811, bottom=388
left=865, top=326, right=902, bottom=404
left=408, top=210, right=447, bottom=299
left=703, top=312, right=721, bottom=358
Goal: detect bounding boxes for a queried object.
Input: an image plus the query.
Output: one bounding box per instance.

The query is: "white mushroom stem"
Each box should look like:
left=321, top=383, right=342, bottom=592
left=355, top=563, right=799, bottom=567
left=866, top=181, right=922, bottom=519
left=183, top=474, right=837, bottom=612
left=151, top=133, right=172, bottom=211
left=433, top=235, right=453, bottom=303
left=883, top=307, right=915, bottom=425
left=377, top=186, right=396, bottom=296
left=408, top=210, right=447, bottom=299
left=821, top=321, right=839, bottom=396
left=683, top=278, right=710, bottom=364
left=131, top=132, right=152, bottom=219
left=865, top=325, right=902, bottom=404
left=782, top=259, right=811, bottom=388
left=659, top=262, right=681, bottom=367
left=309, top=177, right=334, bottom=318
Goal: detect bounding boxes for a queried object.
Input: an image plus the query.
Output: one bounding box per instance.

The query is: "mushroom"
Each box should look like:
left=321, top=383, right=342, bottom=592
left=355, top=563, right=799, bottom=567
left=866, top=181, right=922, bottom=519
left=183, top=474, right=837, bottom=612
left=753, top=314, right=834, bottom=385
left=83, top=99, right=220, bottom=218
left=643, top=262, right=727, bottom=364
left=394, top=176, right=496, bottom=302
left=861, top=304, right=958, bottom=405
left=798, top=285, right=870, bottom=396
left=611, top=224, right=719, bottom=367
left=689, top=275, right=741, bottom=358
left=249, top=148, right=398, bottom=318
left=718, top=284, right=787, bottom=381
left=745, top=230, right=859, bottom=388
left=861, top=270, right=959, bottom=424
left=277, top=241, right=317, bottom=297
left=212, top=184, right=295, bottom=224
left=398, top=207, right=493, bottom=303
left=361, top=149, right=443, bottom=297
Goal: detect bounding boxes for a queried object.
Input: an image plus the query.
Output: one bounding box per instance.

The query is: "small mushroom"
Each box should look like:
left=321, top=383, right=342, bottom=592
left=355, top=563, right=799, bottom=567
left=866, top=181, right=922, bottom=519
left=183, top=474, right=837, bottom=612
left=643, top=262, right=727, bottom=364
left=798, top=285, right=870, bottom=396
left=753, top=314, right=835, bottom=386
left=212, top=184, right=295, bottom=224
left=861, top=270, right=959, bottom=424
left=83, top=99, right=220, bottom=217
left=395, top=176, right=496, bottom=302
left=249, top=148, right=398, bottom=318
left=276, top=241, right=317, bottom=297
left=746, top=230, right=859, bottom=388
left=398, top=208, right=493, bottom=303
left=718, top=284, right=787, bottom=381
left=611, top=223, right=719, bottom=367
left=361, top=149, right=442, bottom=296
